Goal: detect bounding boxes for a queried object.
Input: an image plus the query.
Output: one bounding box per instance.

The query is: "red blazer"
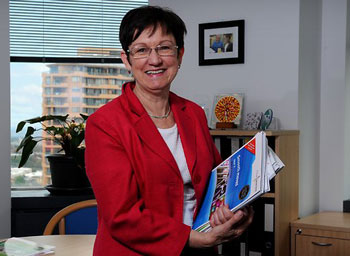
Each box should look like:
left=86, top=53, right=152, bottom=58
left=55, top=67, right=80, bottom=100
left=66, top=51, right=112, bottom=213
left=85, top=82, right=221, bottom=256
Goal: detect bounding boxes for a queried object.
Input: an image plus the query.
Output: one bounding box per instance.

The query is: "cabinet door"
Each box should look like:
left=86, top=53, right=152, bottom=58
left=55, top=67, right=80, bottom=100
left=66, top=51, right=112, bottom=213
left=296, top=235, right=350, bottom=256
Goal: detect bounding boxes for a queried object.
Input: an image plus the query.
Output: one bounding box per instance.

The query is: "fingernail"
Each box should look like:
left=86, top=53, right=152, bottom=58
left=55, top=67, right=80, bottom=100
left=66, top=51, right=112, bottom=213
left=236, top=211, right=243, bottom=217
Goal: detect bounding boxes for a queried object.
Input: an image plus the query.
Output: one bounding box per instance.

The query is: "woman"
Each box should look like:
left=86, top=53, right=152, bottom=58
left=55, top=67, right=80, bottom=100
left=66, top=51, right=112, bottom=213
left=85, top=5, right=253, bottom=256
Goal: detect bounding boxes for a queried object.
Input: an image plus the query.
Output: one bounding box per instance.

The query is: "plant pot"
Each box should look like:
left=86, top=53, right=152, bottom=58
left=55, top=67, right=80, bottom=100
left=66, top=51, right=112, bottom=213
left=47, top=154, right=91, bottom=189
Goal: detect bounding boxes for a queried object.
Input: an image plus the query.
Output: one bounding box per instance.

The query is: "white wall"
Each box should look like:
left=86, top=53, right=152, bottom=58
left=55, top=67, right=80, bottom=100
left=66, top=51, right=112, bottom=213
left=319, top=0, right=348, bottom=211
left=150, top=0, right=350, bottom=215
left=0, top=0, right=11, bottom=238
left=298, top=0, right=322, bottom=217
left=150, top=0, right=300, bottom=129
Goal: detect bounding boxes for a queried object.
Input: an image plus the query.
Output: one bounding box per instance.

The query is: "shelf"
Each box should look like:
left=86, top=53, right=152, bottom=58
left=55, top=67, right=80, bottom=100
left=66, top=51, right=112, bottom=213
left=262, top=193, right=275, bottom=198
left=210, top=130, right=299, bottom=256
left=209, top=129, right=299, bottom=137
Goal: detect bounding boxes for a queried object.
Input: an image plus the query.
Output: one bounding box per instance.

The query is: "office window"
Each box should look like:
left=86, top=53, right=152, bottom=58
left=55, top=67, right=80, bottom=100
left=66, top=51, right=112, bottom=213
left=11, top=63, right=133, bottom=188
left=10, top=0, right=145, bottom=188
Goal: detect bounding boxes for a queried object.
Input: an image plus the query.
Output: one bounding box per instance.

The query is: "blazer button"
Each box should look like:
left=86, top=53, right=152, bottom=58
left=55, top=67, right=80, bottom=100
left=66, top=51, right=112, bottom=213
left=193, top=175, right=201, bottom=184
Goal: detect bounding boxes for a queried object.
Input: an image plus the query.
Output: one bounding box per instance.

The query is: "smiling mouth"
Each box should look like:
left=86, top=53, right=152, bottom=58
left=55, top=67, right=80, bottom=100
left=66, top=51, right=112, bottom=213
left=146, top=69, right=165, bottom=75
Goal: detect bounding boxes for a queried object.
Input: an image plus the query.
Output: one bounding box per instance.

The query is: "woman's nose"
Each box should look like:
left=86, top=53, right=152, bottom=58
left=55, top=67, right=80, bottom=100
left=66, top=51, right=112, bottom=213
left=147, top=48, right=162, bottom=65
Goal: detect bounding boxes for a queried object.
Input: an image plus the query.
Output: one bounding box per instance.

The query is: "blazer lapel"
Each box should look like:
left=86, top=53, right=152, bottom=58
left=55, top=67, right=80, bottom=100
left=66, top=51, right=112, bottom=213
left=171, top=94, right=197, bottom=176
left=134, top=116, right=181, bottom=178
left=123, top=83, right=181, bottom=178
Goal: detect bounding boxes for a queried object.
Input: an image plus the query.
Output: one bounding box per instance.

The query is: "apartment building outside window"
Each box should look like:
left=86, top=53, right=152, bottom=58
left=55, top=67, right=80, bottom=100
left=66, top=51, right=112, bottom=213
left=10, top=0, right=147, bottom=188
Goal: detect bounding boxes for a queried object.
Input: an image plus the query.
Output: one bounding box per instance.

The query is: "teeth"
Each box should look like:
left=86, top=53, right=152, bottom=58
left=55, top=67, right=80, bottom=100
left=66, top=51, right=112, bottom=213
left=146, top=70, right=164, bottom=74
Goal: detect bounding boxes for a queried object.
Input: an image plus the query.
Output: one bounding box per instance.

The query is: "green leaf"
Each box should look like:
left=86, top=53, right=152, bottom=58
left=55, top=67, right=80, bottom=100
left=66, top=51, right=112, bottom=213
left=24, top=126, right=35, bottom=137
left=16, top=115, right=69, bottom=134
left=16, top=121, right=26, bottom=133
left=16, top=127, right=37, bottom=152
left=57, top=127, right=65, bottom=135
left=24, top=116, right=46, bottom=124
left=45, top=126, right=60, bottom=135
left=18, top=139, right=38, bottom=168
left=80, top=113, right=89, bottom=121
left=20, top=114, right=69, bottom=125
left=16, top=135, right=34, bottom=153
left=43, top=114, right=69, bottom=122
left=45, top=126, right=58, bottom=131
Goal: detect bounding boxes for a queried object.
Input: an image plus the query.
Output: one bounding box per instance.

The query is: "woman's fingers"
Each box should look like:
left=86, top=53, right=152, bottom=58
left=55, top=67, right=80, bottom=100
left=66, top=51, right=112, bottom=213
left=210, top=205, right=235, bottom=227
left=209, top=205, right=254, bottom=240
left=222, top=204, right=234, bottom=220
left=235, top=206, right=254, bottom=230
left=206, top=206, right=255, bottom=246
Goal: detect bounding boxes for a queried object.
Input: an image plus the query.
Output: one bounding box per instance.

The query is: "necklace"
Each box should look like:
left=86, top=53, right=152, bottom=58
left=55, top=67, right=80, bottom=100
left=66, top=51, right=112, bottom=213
left=148, top=107, right=171, bottom=119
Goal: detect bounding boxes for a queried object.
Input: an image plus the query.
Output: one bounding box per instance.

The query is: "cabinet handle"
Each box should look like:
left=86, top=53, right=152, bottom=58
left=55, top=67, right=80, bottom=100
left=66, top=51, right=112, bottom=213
left=311, top=241, right=332, bottom=247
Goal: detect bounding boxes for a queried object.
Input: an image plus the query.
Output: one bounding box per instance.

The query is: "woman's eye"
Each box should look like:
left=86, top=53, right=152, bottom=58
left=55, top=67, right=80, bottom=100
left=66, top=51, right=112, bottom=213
left=159, top=45, right=171, bottom=51
left=135, top=47, right=147, bottom=53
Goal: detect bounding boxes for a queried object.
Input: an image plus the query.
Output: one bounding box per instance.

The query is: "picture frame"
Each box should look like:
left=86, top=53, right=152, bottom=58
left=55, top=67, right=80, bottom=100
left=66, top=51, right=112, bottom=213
left=199, top=20, right=245, bottom=66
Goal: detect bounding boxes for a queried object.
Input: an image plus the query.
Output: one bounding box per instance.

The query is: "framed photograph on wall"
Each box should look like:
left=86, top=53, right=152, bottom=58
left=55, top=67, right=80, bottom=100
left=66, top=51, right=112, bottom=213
left=199, top=20, right=245, bottom=66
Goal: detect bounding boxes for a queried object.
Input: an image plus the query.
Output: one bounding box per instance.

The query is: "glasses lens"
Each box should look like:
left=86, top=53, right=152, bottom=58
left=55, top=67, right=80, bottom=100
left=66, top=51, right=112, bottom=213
left=157, top=45, right=177, bottom=56
left=131, top=47, right=150, bottom=58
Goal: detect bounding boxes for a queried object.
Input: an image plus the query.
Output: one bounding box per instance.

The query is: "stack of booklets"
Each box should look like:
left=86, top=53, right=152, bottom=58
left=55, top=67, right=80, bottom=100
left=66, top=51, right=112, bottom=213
left=192, top=131, right=284, bottom=232
left=0, top=238, right=55, bottom=256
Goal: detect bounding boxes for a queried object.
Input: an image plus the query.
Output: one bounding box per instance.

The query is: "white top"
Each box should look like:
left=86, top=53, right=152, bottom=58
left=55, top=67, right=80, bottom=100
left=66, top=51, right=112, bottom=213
left=158, top=124, right=197, bottom=226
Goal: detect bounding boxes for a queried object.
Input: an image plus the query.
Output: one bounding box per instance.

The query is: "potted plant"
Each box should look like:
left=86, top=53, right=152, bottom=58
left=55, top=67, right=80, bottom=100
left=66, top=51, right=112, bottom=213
left=16, top=114, right=90, bottom=191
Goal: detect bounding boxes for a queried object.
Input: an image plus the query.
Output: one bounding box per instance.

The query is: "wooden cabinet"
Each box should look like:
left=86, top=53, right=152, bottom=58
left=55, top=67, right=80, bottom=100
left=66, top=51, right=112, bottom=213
left=210, top=129, right=299, bottom=256
left=291, top=212, right=350, bottom=256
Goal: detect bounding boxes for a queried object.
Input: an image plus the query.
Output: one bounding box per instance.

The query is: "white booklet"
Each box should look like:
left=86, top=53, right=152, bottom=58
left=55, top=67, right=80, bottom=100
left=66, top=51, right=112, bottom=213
left=192, top=131, right=284, bottom=232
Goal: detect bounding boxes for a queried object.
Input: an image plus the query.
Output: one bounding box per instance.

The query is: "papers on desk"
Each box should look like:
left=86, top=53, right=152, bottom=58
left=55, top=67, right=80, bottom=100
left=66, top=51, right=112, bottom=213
left=0, top=237, right=55, bottom=256
left=192, top=131, right=285, bottom=232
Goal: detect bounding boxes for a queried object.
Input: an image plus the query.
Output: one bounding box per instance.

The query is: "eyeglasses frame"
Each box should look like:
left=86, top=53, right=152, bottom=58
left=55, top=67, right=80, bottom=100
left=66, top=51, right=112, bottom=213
left=127, top=44, right=179, bottom=59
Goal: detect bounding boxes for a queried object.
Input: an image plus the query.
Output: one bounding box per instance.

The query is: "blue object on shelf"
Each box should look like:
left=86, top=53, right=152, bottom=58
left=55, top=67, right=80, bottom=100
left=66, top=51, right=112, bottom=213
left=260, top=109, right=273, bottom=131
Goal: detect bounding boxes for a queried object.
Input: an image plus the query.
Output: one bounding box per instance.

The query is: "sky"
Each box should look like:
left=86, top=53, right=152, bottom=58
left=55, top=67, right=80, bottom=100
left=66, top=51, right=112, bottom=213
left=10, top=63, right=48, bottom=136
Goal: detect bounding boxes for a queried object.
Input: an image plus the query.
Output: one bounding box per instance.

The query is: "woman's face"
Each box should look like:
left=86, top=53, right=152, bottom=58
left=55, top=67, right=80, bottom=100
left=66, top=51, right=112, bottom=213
left=121, top=26, right=184, bottom=95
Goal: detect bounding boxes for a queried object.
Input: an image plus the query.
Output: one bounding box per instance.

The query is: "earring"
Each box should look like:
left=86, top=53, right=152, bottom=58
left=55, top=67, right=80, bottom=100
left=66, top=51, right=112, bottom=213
left=178, top=65, right=181, bottom=69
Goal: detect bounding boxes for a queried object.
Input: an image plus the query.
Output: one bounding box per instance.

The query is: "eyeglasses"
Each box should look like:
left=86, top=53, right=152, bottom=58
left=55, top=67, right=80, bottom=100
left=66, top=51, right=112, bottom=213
left=127, top=44, right=179, bottom=59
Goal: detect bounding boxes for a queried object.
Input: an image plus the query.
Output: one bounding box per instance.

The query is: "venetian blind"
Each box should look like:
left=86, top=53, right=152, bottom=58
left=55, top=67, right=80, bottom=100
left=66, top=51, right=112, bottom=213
left=9, top=0, right=148, bottom=62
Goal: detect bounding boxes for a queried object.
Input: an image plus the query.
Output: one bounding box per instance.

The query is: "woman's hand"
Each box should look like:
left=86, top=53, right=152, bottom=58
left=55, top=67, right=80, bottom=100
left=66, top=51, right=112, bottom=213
left=188, top=206, right=254, bottom=248
left=209, top=204, right=235, bottom=227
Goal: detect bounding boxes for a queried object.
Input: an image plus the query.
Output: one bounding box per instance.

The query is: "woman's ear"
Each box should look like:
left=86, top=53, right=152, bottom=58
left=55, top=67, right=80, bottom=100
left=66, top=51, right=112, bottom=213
left=121, top=50, right=132, bottom=71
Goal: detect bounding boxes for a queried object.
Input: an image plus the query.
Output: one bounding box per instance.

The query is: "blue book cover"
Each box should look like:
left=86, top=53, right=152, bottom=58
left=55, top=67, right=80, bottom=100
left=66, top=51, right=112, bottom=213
left=192, top=132, right=265, bottom=232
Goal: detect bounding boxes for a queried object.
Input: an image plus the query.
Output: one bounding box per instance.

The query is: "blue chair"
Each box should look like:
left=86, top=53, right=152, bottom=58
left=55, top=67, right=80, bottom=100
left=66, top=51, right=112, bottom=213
left=43, top=199, right=97, bottom=235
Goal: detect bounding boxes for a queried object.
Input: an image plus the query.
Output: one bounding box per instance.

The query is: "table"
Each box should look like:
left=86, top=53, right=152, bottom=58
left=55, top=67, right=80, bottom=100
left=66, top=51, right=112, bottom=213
left=21, top=235, right=95, bottom=255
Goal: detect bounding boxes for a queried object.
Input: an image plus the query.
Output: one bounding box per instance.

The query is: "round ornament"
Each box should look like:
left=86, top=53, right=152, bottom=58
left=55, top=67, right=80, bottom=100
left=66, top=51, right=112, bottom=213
left=214, top=96, right=241, bottom=122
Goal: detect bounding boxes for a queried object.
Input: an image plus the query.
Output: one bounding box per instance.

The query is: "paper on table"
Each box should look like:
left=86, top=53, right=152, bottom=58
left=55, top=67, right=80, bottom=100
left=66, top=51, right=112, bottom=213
left=1, top=237, right=55, bottom=256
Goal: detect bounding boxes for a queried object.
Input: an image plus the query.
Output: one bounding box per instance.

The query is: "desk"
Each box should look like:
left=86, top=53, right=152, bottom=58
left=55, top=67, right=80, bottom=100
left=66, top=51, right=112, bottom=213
left=24, top=235, right=95, bottom=256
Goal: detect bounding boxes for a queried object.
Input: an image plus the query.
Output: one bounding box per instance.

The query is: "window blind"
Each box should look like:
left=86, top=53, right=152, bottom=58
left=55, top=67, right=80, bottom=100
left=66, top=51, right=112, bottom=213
left=10, top=0, right=148, bottom=63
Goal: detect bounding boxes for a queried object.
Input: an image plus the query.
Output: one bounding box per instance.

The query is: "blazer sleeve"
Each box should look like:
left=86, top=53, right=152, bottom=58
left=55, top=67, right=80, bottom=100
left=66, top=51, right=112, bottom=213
left=85, top=114, right=191, bottom=256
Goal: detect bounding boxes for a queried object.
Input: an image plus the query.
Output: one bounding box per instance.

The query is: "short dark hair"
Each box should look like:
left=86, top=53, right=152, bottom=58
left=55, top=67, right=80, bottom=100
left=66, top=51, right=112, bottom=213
left=119, top=6, right=187, bottom=54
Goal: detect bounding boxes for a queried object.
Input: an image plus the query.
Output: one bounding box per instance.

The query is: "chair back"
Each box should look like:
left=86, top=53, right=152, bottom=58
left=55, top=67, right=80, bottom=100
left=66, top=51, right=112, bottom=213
left=43, top=199, right=97, bottom=235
